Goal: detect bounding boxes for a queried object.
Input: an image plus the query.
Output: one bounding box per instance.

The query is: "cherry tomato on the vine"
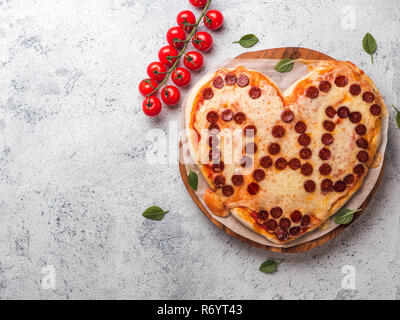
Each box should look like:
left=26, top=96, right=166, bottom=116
left=166, top=26, right=186, bottom=49
left=161, top=86, right=181, bottom=106
left=138, top=78, right=158, bottom=96
left=172, top=67, right=191, bottom=87
left=177, top=10, right=196, bottom=32
left=189, top=0, right=207, bottom=8
left=142, top=96, right=162, bottom=117
left=147, top=61, right=167, bottom=81
left=158, top=46, right=178, bottom=67
left=192, top=31, right=213, bottom=51
left=203, top=10, right=224, bottom=30
left=184, top=51, right=204, bottom=70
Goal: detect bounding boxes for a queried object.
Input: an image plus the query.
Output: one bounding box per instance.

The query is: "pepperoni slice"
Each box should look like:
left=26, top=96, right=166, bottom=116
left=289, top=226, right=301, bottom=236
left=231, top=174, right=244, bottom=186
left=234, top=112, right=246, bottom=124
left=225, top=73, right=237, bottom=85
left=357, top=150, right=369, bottom=163
left=288, top=158, right=301, bottom=170
left=301, top=215, right=311, bottom=227
left=290, top=210, right=302, bottom=223
left=206, top=111, right=219, bottom=123
left=298, top=134, right=311, bottom=146
left=370, top=104, right=381, bottom=116
left=202, top=87, right=214, bottom=100
left=237, top=74, right=250, bottom=87
left=213, top=175, right=226, bottom=188
left=333, top=181, right=346, bottom=192
left=209, top=149, right=221, bottom=161
left=349, top=84, right=361, bottom=96
left=244, top=125, right=257, bottom=137
left=300, top=148, right=312, bottom=160
left=321, top=133, right=333, bottom=146
left=272, top=125, right=285, bottom=138
left=212, top=76, right=224, bottom=89
left=240, top=156, right=253, bottom=168
left=319, top=147, right=331, bottom=160
left=279, top=218, right=291, bottom=230
left=353, top=164, right=365, bottom=176
left=222, top=185, right=234, bottom=197
left=319, top=163, right=332, bottom=176
left=356, top=137, right=368, bottom=149
left=349, top=112, right=362, bottom=124
left=275, top=158, right=287, bottom=170
left=270, top=207, right=283, bottom=218
left=257, top=210, right=269, bottom=221
left=268, top=143, right=280, bottom=155
left=355, top=124, right=367, bottom=136
left=212, top=162, right=224, bottom=173
left=304, top=180, right=316, bottom=193
left=343, top=174, right=355, bottom=185
left=281, top=110, right=294, bottom=123
left=249, top=86, right=261, bottom=99
left=306, top=86, right=319, bottom=99
left=245, top=142, right=257, bottom=154
left=247, top=182, right=260, bottom=195
left=337, top=106, right=350, bottom=118
left=301, top=163, right=313, bottom=176
left=253, top=169, right=265, bottom=181
left=325, top=106, right=336, bottom=118
left=208, top=136, right=219, bottom=148
left=265, top=219, right=278, bottom=231
left=321, top=179, right=333, bottom=193
left=319, top=81, right=332, bottom=93
left=362, top=91, right=375, bottom=103
left=208, top=123, right=220, bottom=135
left=221, top=109, right=234, bottom=122
left=335, top=75, right=348, bottom=87
left=260, top=156, right=273, bottom=169
left=323, top=120, right=335, bottom=132
left=276, top=228, right=289, bottom=241
left=295, top=121, right=307, bottom=134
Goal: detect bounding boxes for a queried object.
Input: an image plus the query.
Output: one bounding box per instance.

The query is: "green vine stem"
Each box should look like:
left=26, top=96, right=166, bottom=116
left=146, top=0, right=213, bottom=97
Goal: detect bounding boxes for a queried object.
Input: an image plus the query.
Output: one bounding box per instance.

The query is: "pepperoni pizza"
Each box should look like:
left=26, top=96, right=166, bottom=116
left=185, top=62, right=385, bottom=244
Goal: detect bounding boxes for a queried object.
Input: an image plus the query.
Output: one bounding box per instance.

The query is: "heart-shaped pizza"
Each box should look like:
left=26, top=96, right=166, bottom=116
left=185, top=61, right=386, bottom=244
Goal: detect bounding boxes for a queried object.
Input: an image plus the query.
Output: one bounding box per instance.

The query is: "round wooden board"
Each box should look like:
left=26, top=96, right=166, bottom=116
left=179, top=47, right=385, bottom=253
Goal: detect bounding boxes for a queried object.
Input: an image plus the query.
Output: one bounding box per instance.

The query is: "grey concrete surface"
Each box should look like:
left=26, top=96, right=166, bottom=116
left=0, top=0, right=399, bottom=300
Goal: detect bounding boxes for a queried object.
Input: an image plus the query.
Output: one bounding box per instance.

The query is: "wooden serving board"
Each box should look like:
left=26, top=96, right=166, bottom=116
left=179, top=47, right=385, bottom=253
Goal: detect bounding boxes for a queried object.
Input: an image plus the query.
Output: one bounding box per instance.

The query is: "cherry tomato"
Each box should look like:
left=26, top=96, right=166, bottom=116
left=184, top=51, right=204, bottom=70
left=142, top=96, right=162, bottom=117
left=161, top=86, right=181, bottom=106
left=204, top=10, right=224, bottom=30
left=158, top=46, right=178, bottom=67
left=177, top=10, right=196, bottom=32
left=172, top=68, right=191, bottom=87
left=147, top=62, right=167, bottom=81
left=192, top=31, right=213, bottom=51
left=166, top=26, right=186, bottom=49
left=189, top=0, right=207, bottom=8
left=138, top=78, right=158, bottom=96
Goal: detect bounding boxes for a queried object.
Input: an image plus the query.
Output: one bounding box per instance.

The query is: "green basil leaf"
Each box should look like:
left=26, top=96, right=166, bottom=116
left=334, top=208, right=362, bottom=225
left=188, top=171, right=198, bottom=191
left=233, top=34, right=259, bottom=48
left=362, top=33, right=377, bottom=64
left=142, top=206, right=168, bottom=221
left=393, top=105, right=400, bottom=129
left=259, top=260, right=281, bottom=273
left=274, top=58, right=295, bottom=73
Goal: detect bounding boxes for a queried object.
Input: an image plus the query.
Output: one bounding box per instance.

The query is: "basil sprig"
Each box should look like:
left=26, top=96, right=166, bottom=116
left=362, top=33, right=377, bottom=64
left=142, top=206, right=169, bottom=221
left=393, top=105, right=400, bottom=128
left=233, top=34, right=259, bottom=48
left=259, top=259, right=282, bottom=273
left=188, top=171, right=199, bottom=191
left=274, top=58, right=296, bottom=73
left=334, top=208, right=362, bottom=225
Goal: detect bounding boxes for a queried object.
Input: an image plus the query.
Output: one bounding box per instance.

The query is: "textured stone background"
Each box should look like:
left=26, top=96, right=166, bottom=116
left=0, top=0, right=399, bottom=300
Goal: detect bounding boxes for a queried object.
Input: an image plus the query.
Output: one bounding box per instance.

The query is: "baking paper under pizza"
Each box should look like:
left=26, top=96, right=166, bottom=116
left=185, top=61, right=386, bottom=244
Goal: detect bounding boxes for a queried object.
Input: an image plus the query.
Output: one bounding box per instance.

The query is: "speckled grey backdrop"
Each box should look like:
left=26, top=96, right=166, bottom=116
left=0, top=0, right=399, bottom=300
